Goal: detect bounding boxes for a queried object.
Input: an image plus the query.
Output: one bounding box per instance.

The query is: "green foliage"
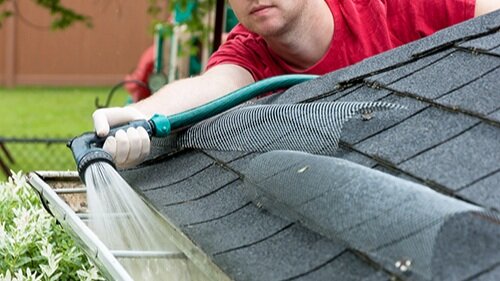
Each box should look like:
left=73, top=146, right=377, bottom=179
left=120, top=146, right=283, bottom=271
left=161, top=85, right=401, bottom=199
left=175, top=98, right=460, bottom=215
left=0, top=172, right=103, bottom=280
left=33, top=0, right=92, bottom=30
left=0, top=0, right=11, bottom=28
left=0, top=10, right=12, bottom=27
left=0, top=0, right=91, bottom=30
left=148, top=0, right=216, bottom=56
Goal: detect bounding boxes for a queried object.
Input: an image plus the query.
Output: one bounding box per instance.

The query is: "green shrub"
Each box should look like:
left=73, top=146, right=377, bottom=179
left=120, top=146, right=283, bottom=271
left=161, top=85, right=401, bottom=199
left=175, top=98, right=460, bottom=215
left=0, top=172, right=103, bottom=281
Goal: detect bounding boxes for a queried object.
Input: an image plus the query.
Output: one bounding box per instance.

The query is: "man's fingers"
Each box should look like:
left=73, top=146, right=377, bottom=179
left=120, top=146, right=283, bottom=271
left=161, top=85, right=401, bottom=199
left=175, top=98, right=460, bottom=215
left=114, top=130, right=130, bottom=165
left=126, top=128, right=142, bottom=164
left=93, top=107, right=146, bottom=137
left=93, top=110, right=111, bottom=137
left=103, top=136, right=117, bottom=160
left=93, top=108, right=151, bottom=169
left=137, top=127, right=150, bottom=161
left=122, top=127, right=151, bottom=168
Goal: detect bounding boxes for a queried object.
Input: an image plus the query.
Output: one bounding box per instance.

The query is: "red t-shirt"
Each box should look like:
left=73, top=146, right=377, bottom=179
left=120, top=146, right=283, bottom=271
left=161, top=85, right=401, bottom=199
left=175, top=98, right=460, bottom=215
left=207, top=0, right=475, bottom=81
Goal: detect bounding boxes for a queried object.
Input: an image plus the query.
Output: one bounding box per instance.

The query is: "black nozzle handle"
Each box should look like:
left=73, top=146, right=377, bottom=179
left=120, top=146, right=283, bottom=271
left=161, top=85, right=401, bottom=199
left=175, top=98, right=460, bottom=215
left=68, top=119, right=154, bottom=181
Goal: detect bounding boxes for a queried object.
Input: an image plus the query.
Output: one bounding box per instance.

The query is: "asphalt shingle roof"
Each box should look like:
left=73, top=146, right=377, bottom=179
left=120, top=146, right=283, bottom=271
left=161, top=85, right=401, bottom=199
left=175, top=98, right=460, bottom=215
left=121, top=10, right=500, bottom=281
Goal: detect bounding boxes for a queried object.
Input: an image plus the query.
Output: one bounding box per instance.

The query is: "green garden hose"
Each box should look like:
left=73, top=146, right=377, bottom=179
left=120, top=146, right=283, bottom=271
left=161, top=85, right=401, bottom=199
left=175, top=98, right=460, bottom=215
left=152, top=74, right=318, bottom=136
left=69, top=74, right=318, bottom=179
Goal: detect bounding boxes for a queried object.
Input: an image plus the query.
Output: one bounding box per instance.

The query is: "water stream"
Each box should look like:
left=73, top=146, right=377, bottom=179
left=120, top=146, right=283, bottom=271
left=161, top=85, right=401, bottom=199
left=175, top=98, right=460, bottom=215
left=84, top=162, right=205, bottom=280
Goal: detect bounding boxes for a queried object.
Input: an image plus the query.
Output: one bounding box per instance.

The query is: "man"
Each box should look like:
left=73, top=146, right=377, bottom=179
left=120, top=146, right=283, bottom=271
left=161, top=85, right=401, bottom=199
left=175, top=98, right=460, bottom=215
left=93, top=0, right=500, bottom=168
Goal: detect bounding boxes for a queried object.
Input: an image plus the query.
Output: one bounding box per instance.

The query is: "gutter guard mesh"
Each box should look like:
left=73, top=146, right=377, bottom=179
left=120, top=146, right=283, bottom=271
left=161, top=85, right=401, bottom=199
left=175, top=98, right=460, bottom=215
left=177, top=102, right=402, bottom=154
left=244, top=151, right=500, bottom=281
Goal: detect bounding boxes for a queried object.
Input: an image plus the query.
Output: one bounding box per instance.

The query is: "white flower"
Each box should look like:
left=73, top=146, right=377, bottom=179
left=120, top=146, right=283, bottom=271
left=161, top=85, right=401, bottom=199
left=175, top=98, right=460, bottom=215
left=13, top=208, right=31, bottom=233
left=11, top=171, right=26, bottom=189
left=40, top=243, right=62, bottom=278
left=0, top=222, right=7, bottom=248
left=5, top=267, right=42, bottom=281
left=77, top=266, right=105, bottom=281
left=40, top=243, right=53, bottom=259
left=0, top=270, right=13, bottom=281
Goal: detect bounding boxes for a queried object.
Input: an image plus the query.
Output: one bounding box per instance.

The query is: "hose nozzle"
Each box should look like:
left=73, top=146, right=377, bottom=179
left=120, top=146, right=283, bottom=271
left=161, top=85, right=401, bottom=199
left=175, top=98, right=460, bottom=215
left=68, top=119, right=155, bottom=182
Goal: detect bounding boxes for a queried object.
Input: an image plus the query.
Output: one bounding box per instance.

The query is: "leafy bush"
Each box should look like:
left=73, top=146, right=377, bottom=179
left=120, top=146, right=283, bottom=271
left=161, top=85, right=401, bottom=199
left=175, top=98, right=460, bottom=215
left=0, top=172, right=103, bottom=281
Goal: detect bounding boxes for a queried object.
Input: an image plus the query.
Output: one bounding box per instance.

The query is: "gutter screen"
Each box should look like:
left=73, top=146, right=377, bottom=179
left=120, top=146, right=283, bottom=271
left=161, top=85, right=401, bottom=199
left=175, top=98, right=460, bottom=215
left=244, top=151, right=500, bottom=280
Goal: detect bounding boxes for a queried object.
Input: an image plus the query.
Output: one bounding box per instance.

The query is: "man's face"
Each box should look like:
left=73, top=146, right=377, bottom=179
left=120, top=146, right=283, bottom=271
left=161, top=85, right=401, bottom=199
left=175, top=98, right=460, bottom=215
left=228, top=0, right=306, bottom=37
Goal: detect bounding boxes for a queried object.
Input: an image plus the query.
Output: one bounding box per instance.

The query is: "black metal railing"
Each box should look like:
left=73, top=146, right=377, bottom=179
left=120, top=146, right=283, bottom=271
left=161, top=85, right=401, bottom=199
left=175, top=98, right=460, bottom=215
left=0, top=137, right=75, bottom=180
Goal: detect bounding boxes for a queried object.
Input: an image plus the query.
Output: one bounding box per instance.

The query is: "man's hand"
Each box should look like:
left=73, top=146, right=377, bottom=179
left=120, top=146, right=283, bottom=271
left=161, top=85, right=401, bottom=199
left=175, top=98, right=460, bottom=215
left=92, top=107, right=150, bottom=168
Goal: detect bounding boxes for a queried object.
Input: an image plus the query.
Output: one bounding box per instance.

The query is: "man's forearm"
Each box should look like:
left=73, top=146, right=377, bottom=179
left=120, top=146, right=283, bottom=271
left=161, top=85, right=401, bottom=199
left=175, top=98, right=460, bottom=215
left=130, top=64, right=255, bottom=118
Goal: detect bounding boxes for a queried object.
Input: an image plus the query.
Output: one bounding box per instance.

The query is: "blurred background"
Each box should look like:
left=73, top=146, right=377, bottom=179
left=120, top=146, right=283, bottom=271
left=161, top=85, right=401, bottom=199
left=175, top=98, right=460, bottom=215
left=0, top=0, right=154, bottom=87
left=0, top=0, right=234, bottom=180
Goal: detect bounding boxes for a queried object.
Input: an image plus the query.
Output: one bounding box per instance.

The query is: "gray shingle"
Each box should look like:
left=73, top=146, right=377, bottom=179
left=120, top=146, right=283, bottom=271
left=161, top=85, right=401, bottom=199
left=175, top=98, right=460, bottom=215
left=143, top=164, right=239, bottom=205
left=437, top=66, right=500, bottom=115
left=293, top=252, right=388, bottom=281
left=458, top=31, right=500, bottom=50
left=121, top=151, right=214, bottom=191
left=340, top=94, right=428, bottom=144
left=202, top=150, right=252, bottom=164
left=331, top=86, right=391, bottom=103
left=355, top=107, right=478, bottom=164
left=271, top=44, right=420, bottom=105
left=224, top=153, right=260, bottom=173
left=213, top=224, right=345, bottom=281
left=458, top=171, right=500, bottom=210
left=474, top=266, right=500, bottom=281
left=365, top=50, right=454, bottom=86
left=183, top=204, right=290, bottom=254
left=410, top=10, right=500, bottom=55
left=491, top=44, right=500, bottom=56
left=372, top=165, right=402, bottom=177
left=333, top=147, right=378, bottom=168
left=315, top=84, right=365, bottom=102
left=299, top=84, right=389, bottom=104
left=373, top=165, right=425, bottom=184
left=387, top=51, right=500, bottom=100
left=160, top=180, right=248, bottom=226
left=399, top=123, right=500, bottom=190
left=269, top=74, right=341, bottom=104
left=488, top=108, right=500, bottom=122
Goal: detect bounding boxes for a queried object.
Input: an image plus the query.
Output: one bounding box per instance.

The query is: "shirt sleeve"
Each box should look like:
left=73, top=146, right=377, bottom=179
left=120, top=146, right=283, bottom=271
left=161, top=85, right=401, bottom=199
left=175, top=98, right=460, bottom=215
left=206, top=24, right=284, bottom=81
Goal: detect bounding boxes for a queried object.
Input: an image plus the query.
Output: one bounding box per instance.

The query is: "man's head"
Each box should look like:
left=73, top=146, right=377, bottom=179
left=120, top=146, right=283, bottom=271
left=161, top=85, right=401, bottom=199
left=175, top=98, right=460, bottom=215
left=228, top=0, right=311, bottom=37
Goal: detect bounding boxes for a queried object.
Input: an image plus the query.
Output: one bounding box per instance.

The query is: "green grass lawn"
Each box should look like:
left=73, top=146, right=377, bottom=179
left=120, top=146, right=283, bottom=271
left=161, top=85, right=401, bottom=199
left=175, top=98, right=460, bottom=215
left=0, top=86, right=130, bottom=180
left=0, top=87, right=129, bottom=136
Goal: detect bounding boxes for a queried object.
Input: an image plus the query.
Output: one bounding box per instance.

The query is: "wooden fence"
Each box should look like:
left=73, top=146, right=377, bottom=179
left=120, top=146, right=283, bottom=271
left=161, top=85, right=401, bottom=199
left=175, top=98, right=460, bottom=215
left=0, top=0, right=158, bottom=87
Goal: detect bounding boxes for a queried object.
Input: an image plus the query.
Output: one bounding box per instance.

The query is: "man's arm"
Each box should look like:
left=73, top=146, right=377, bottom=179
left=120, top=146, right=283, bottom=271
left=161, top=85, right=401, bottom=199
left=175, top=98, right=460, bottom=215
left=92, top=63, right=254, bottom=167
left=133, top=64, right=254, bottom=118
left=474, top=0, right=500, bottom=17
left=94, top=64, right=254, bottom=136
